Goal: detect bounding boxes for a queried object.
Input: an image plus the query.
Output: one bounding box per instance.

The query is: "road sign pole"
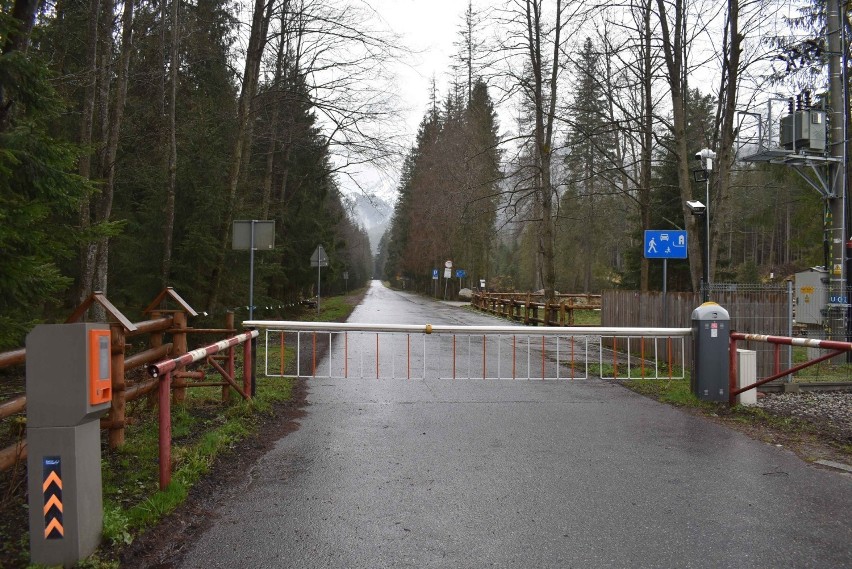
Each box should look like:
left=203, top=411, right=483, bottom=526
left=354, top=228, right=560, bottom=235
left=310, top=245, right=328, bottom=316
left=249, top=220, right=256, bottom=321
left=663, top=259, right=668, bottom=326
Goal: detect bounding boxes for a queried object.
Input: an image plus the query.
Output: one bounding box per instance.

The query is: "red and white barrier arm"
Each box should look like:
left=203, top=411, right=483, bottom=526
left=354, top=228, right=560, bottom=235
left=148, top=330, right=259, bottom=378
left=731, top=332, right=852, bottom=352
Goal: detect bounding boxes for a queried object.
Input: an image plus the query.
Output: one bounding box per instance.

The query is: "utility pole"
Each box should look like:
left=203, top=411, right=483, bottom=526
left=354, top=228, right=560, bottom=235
left=827, top=0, right=847, bottom=341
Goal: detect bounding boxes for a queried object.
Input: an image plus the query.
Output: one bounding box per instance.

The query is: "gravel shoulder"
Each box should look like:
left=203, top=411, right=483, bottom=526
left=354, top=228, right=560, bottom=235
left=751, top=391, right=852, bottom=463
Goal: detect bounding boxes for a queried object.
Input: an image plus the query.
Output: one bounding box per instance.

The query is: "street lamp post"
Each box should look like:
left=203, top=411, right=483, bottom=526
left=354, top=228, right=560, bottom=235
left=686, top=199, right=708, bottom=301
left=694, top=149, right=716, bottom=302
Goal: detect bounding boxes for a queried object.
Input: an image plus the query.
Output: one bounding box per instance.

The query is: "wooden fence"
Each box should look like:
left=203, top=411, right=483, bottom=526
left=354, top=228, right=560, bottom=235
left=0, top=288, right=242, bottom=472
left=472, top=293, right=601, bottom=326
left=602, top=289, right=791, bottom=377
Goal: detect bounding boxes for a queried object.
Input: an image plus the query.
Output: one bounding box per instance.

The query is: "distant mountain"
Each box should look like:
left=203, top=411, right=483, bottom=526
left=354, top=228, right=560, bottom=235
left=346, top=193, right=393, bottom=255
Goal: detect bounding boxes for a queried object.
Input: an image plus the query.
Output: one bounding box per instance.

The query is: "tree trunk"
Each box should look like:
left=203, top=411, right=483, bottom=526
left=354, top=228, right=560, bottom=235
left=91, top=0, right=133, bottom=308
left=261, top=28, right=288, bottom=219
left=161, top=0, right=179, bottom=285
left=711, top=0, right=742, bottom=283
left=0, top=0, right=40, bottom=131
left=206, top=0, right=272, bottom=311
left=76, top=0, right=102, bottom=306
left=638, top=0, right=653, bottom=292
left=656, top=0, right=702, bottom=291
left=523, top=0, right=561, bottom=300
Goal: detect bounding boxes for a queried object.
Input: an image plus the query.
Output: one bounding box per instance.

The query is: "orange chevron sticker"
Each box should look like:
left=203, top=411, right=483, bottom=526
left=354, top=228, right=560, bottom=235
left=43, top=471, right=62, bottom=492
left=42, top=456, right=63, bottom=540
left=43, top=494, right=63, bottom=515
left=44, top=518, right=64, bottom=539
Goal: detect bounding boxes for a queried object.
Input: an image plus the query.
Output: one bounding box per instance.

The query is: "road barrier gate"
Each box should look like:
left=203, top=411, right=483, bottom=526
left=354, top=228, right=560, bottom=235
left=26, top=324, right=112, bottom=567
left=691, top=302, right=730, bottom=401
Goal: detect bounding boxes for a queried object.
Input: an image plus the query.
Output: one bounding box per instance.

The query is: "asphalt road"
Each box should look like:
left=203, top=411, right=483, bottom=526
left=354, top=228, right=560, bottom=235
left=179, top=281, right=852, bottom=568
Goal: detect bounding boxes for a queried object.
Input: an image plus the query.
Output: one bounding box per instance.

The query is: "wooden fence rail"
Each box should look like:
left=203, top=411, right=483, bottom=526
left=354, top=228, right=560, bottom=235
left=0, top=288, right=240, bottom=473
left=472, top=293, right=602, bottom=326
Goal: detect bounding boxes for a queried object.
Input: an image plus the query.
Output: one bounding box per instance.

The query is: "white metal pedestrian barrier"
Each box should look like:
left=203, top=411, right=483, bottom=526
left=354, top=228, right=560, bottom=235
left=244, top=321, right=690, bottom=381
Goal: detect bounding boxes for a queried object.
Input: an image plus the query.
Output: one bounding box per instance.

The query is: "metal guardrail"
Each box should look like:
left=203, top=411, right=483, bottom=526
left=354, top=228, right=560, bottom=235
left=244, top=321, right=690, bottom=381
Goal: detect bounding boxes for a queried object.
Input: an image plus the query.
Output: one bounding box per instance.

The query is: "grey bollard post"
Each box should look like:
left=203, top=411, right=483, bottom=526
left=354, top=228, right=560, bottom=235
left=690, top=302, right=730, bottom=401
left=26, top=323, right=112, bottom=567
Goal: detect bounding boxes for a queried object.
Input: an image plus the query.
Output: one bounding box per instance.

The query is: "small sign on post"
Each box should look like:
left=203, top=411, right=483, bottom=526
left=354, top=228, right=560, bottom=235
left=644, top=230, right=688, bottom=326
left=310, top=245, right=329, bottom=267
left=311, top=245, right=328, bottom=315
left=232, top=220, right=275, bottom=250
left=233, top=220, right=275, bottom=320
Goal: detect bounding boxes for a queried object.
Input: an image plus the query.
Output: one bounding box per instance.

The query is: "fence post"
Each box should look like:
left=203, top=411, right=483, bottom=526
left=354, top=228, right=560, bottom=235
left=159, top=371, right=172, bottom=490
left=108, top=323, right=126, bottom=448
left=148, top=311, right=164, bottom=407
left=786, top=279, right=793, bottom=381
left=172, top=311, right=187, bottom=404
left=223, top=312, right=234, bottom=402
left=243, top=332, right=253, bottom=399
left=729, top=335, right=738, bottom=406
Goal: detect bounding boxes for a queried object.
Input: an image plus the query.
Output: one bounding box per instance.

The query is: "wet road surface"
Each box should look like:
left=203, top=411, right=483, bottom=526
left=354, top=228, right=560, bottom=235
left=179, top=281, right=852, bottom=568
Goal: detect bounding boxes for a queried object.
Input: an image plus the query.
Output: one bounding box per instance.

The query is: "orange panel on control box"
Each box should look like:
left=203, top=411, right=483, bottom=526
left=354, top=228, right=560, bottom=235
left=88, top=329, right=112, bottom=405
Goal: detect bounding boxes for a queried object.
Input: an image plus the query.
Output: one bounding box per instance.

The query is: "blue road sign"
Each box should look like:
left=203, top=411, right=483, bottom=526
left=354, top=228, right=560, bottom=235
left=644, top=230, right=688, bottom=259
left=455, top=269, right=467, bottom=278
left=432, top=269, right=439, bottom=280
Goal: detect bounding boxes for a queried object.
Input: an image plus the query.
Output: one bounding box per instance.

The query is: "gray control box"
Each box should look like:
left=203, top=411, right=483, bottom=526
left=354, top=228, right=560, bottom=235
left=691, top=303, right=730, bottom=401
left=26, top=323, right=112, bottom=567
left=27, top=323, right=112, bottom=427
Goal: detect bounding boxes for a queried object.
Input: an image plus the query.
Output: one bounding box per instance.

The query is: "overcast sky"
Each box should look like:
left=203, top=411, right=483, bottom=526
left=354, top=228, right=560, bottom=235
left=340, top=0, right=480, bottom=203
left=370, top=0, right=472, bottom=128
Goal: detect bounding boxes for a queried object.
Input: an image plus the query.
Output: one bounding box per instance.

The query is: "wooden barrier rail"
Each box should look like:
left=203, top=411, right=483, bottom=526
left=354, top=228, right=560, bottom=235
left=471, top=293, right=602, bottom=327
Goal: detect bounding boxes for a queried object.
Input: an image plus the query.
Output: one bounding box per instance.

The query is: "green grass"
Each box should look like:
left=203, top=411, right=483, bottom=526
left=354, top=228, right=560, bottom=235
left=622, top=376, right=708, bottom=407
left=589, top=362, right=684, bottom=381
left=99, top=378, right=295, bottom=545
left=570, top=309, right=601, bottom=326
left=788, top=346, right=852, bottom=381
left=309, top=294, right=355, bottom=322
